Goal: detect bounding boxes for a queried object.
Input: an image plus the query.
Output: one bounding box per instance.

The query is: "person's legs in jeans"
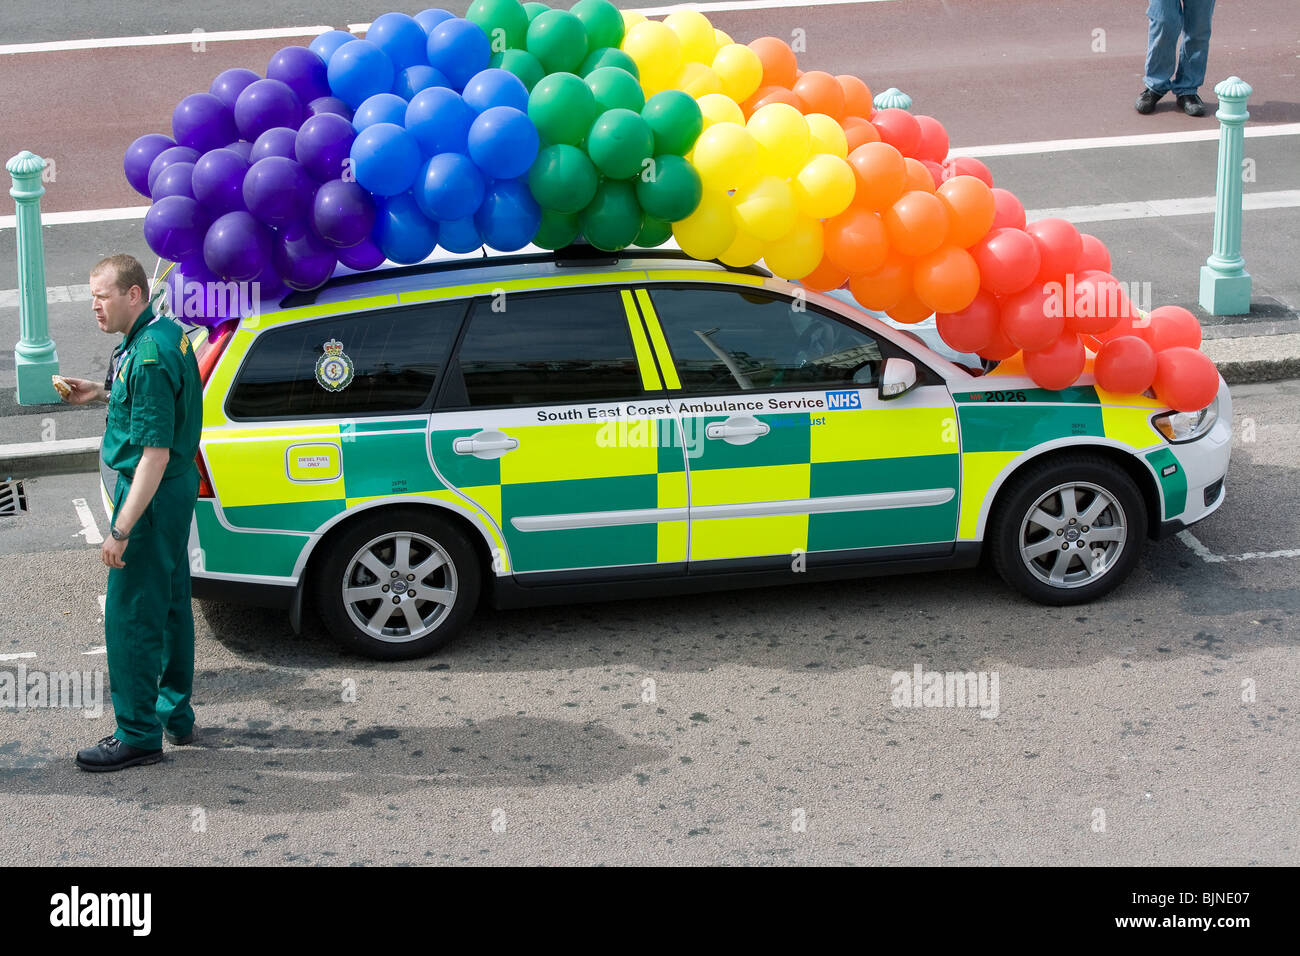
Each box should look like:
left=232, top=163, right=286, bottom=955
left=1144, top=0, right=1183, bottom=93
left=1172, top=0, right=1217, bottom=95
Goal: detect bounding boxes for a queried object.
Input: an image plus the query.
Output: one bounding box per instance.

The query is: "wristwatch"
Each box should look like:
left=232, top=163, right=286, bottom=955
left=110, top=524, right=131, bottom=541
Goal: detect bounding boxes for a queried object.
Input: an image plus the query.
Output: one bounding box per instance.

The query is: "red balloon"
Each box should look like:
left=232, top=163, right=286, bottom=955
left=1025, top=332, right=1086, bottom=390
left=990, top=187, right=1025, bottom=230
left=913, top=114, right=949, bottom=163
left=936, top=290, right=999, bottom=353
left=971, top=227, right=1041, bottom=296
left=977, top=322, right=1020, bottom=361
left=1152, top=346, right=1219, bottom=412
left=1147, top=304, right=1203, bottom=351
left=1077, top=233, right=1111, bottom=273
left=948, top=156, right=992, bottom=187
left=920, top=159, right=945, bottom=189
left=871, top=108, right=921, bottom=156
left=1062, top=271, right=1132, bottom=335
left=1001, top=283, right=1065, bottom=352
left=1095, top=336, right=1157, bottom=394
left=1026, top=217, right=1082, bottom=284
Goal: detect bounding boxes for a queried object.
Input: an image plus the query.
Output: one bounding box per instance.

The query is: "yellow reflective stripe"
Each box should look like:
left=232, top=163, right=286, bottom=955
left=248, top=294, right=400, bottom=329
left=634, top=289, right=681, bottom=390
left=621, top=290, right=662, bottom=390
left=399, top=272, right=619, bottom=304
left=642, top=269, right=765, bottom=286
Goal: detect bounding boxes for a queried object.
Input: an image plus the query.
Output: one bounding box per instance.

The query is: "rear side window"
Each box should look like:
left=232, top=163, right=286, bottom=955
left=451, top=288, right=643, bottom=407
left=226, top=302, right=464, bottom=419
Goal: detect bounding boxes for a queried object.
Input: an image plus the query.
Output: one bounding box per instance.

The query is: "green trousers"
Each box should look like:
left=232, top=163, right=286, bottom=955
left=106, top=468, right=199, bottom=750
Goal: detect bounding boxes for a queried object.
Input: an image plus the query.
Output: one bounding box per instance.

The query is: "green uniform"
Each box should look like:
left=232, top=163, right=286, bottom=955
left=102, top=304, right=203, bottom=750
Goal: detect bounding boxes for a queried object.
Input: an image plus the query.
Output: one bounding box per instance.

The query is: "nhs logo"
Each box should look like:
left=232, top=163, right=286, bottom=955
left=825, top=390, right=861, bottom=410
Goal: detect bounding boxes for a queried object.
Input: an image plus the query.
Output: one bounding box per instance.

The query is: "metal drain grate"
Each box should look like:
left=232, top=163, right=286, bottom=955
left=0, top=480, right=28, bottom=515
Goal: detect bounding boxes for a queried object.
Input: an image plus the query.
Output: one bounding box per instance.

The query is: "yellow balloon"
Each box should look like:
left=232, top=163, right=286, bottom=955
left=792, top=154, right=856, bottom=219
left=665, top=10, right=717, bottom=64
left=673, top=191, right=737, bottom=261
left=622, top=21, right=682, bottom=91
left=621, top=10, right=647, bottom=32
left=691, top=122, right=760, bottom=193
left=719, top=230, right=763, bottom=268
left=676, top=61, right=724, bottom=98
left=747, top=103, right=811, bottom=180
left=806, top=113, right=848, bottom=158
left=733, top=176, right=797, bottom=242
left=714, top=28, right=734, bottom=48
left=697, top=93, right=745, bottom=129
left=711, top=43, right=763, bottom=103
left=763, top=217, right=825, bottom=280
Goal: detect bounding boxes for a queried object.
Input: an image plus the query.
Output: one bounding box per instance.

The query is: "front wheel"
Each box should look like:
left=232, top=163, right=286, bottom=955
left=989, top=454, right=1147, bottom=605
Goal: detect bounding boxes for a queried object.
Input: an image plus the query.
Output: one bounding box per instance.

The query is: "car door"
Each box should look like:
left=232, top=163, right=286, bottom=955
left=427, top=285, right=690, bottom=581
left=633, top=282, right=961, bottom=571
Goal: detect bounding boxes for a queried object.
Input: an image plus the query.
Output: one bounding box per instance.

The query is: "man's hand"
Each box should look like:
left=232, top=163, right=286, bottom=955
left=60, top=377, right=107, bottom=405
left=101, top=535, right=127, bottom=569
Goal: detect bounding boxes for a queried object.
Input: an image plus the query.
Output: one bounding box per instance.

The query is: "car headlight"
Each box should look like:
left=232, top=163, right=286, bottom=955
left=1153, top=395, right=1219, bottom=443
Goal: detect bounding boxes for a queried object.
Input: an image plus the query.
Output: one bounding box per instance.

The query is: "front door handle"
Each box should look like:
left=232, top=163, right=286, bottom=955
left=453, top=429, right=518, bottom=459
left=705, top=415, right=770, bottom=446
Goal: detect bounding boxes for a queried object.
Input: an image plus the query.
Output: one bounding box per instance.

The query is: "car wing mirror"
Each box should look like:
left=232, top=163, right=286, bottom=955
left=879, top=357, right=917, bottom=399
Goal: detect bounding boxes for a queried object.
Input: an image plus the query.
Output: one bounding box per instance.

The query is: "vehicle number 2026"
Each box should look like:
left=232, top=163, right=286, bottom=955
left=984, top=390, right=1028, bottom=402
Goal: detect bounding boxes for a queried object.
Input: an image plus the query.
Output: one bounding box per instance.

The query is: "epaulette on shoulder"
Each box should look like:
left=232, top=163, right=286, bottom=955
left=138, top=338, right=159, bottom=364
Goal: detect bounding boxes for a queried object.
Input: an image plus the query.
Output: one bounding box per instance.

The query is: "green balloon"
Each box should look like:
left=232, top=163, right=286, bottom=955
left=585, top=66, right=645, bottom=114
left=490, top=48, right=546, bottom=91
left=528, top=72, right=599, bottom=146
left=586, top=108, right=655, bottom=180
left=580, top=47, right=639, bottom=80
left=635, top=154, right=702, bottom=222
left=523, top=2, right=550, bottom=22
left=570, top=0, right=624, bottom=50
left=581, top=180, right=643, bottom=252
left=642, top=90, right=704, bottom=157
left=634, top=215, right=672, bottom=248
left=535, top=209, right=582, bottom=249
left=467, top=0, right=530, bottom=52
left=526, top=10, right=589, bottom=75
left=529, top=144, right=599, bottom=214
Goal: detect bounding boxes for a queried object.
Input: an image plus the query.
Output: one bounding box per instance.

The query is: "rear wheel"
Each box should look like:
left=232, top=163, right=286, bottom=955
left=315, top=509, right=481, bottom=659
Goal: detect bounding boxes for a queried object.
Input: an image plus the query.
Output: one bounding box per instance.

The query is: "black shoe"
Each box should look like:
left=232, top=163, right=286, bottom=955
left=1177, top=94, right=1207, bottom=116
left=75, top=735, right=164, bottom=772
left=1135, top=87, right=1165, bottom=114
left=166, top=729, right=195, bottom=746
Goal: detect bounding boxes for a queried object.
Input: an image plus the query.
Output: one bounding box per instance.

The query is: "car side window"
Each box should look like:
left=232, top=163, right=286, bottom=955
left=226, top=302, right=463, bottom=419
left=645, top=286, right=883, bottom=393
left=451, top=288, right=644, bottom=407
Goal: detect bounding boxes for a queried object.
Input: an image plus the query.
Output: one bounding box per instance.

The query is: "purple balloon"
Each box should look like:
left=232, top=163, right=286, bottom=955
left=337, top=236, right=386, bottom=271
left=225, top=140, right=254, bottom=162
left=308, top=96, right=353, bottom=120
left=295, top=112, right=356, bottom=183
left=193, top=148, right=250, bottom=215
left=242, top=156, right=314, bottom=228
left=312, top=179, right=377, bottom=247
left=366, top=12, right=430, bottom=72
left=172, top=93, right=238, bottom=155
left=250, top=126, right=299, bottom=163
left=147, top=146, right=201, bottom=195
left=124, top=133, right=176, bottom=197
left=267, top=45, right=331, bottom=105
left=274, top=226, right=337, bottom=291
left=234, top=79, right=304, bottom=142
left=144, top=195, right=208, bottom=262
left=253, top=265, right=288, bottom=303
left=395, top=65, right=450, bottom=99
left=151, top=161, right=197, bottom=201
left=204, top=211, right=273, bottom=281
left=210, top=68, right=261, bottom=111
left=168, top=257, right=238, bottom=326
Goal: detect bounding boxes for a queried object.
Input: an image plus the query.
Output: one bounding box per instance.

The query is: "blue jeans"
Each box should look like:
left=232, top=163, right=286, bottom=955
left=1144, top=0, right=1217, bottom=95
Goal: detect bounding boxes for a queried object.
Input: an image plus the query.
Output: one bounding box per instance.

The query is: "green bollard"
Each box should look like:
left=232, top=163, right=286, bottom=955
left=7, top=150, right=60, bottom=404
left=1199, top=77, right=1253, bottom=316
left=873, top=87, right=913, bottom=112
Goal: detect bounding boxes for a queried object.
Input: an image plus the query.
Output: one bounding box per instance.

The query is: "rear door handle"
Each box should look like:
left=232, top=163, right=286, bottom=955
left=453, top=429, right=518, bottom=459
left=705, top=415, right=770, bottom=445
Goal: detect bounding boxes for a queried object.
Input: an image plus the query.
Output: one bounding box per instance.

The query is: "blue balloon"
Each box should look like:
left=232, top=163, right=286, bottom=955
left=353, top=93, right=409, bottom=132
left=310, top=30, right=357, bottom=64
left=327, top=39, right=396, bottom=109
left=462, top=68, right=529, bottom=114
left=467, top=106, right=538, bottom=180
left=366, top=12, right=430, bottom=72
left=373, top=193, right=439, bottom=264
left=350, top=123, right=422, bottom=196
left=416, top=153, right=486, bottom=221
left=437, top=215, right=482, bottom=253
left=415, top=9, right=455, bottom=35
left=426, top=18, right=491, bottom=91
left=405, top=87, right=475, bottom=155
left=395, top=65, right=451, bottom=100
left=475, top=178, right=540, bottom=252
left=249, top=126, right=299, bottom=163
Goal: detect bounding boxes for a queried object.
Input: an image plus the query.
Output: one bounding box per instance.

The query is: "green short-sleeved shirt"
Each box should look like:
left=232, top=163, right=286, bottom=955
left=101, top=304, right=203, bottom=480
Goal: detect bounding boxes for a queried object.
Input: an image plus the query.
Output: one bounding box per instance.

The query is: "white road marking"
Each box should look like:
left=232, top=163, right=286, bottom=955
left=0, top=26, right=335, bottom=55
left=73, top=498, right=104, bottom=545
left=0, top=205, right=149, bottom=230
left=951, top=123, right=1300, bottom=158
left=1178, top=530, right=1300, bottom=563
left=0, top=653, right=37, bottom=661
left=1026, top=189, right=1300, bottom=225
left=0, top=284, right=92, bottom=309
left=83, top=647, right=107, bottom=656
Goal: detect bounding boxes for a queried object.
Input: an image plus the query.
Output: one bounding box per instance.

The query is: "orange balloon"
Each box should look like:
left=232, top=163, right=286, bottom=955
left=748, top=37, right=798, bottom=88
left=936, top=290, right=999, bottom=353
left=883, top=190, right=948, bottom=257
left=848, top=141, right=906, bottom=211
left=1024, top=333, right=1086, bottom=390
left=913, top=245, right=980, bottom=314
left=1095, top=336, right=1157, bottom=394
left=844, top=121, right=881, bottom=151
left=849, top=251, right=911, bottom=311
left=1152, top=346, right=1219, bottom=411
left=1147, top=305, right=1203, bottom=350
left=744, top=86, right=807, bottom=116
left=824, top=207, right=888, bottom=274
left=800, top=255, right=849, bottom=292
left=793, top=71, right=845, bottom=119
left=936, top=175, right=996, bottom=248
left=837, top=75, right=874, bottom=118
left=903, top=158, right=936, bottom=193
left=887, top=289, right=933, bottom=324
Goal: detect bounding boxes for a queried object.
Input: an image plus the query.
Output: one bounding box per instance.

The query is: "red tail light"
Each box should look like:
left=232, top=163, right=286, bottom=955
left=193, top=319, right=234, bottom=499
left=196, top=448, right=215, bottom=499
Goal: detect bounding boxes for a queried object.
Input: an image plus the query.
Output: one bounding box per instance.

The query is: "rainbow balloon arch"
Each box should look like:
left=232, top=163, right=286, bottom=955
left=125, top=0, right=1219, bottom=412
